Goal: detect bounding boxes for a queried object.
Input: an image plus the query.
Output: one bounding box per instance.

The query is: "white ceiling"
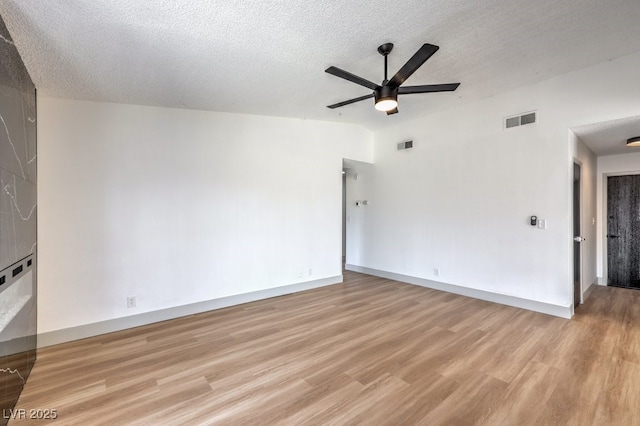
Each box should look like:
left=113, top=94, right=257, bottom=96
left=573, top=116, right=640, bottom=157
left=1, top=0, right=640, bottom=131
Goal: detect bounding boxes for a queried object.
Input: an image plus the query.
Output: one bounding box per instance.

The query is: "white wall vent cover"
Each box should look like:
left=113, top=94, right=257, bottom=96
left=505, top=111, right=537, bottom=129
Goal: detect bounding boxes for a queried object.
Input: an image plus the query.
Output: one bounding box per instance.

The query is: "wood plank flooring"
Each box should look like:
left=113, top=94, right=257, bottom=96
left=9, top=271, right=640, bottom=425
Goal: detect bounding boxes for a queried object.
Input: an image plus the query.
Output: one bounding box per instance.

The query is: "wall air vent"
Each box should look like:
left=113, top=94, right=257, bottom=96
left=505, top=111, right=537, bottom=129
left=397, top=140, right=413, bottom=150
left=520, top=112, right=536, bottom=125
left=505, top=116, right=520, bottom=129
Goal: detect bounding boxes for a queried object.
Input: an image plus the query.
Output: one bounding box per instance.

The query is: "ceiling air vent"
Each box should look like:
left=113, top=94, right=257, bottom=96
left=397, top=140, right=413, bottom=150
left=505, top=111, right=536, bottom=129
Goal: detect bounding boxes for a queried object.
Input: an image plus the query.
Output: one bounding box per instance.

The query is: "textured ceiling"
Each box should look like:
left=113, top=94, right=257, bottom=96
left=1, top=0, right=640, bottom=130
left=573, top=116, right=640, bottom=157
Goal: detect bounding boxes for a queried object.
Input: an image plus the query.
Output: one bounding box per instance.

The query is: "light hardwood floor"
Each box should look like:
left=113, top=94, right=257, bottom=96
left=10, top=271, right=640, bottom=425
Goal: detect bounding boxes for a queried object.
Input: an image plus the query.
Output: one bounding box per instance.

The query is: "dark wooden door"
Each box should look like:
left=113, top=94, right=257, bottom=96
left=607, top=175, right=640, bottom=289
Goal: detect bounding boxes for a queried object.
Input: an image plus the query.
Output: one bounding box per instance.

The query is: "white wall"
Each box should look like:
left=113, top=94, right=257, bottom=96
left=37, top=98, right=373, bottom=334
left=596, top=152, right=640, bottom=283
left=350, top=51, right=640, bottom=311
left=570, top=132, right=597, bottom=296
left=38, top=49, right=640, bottom=337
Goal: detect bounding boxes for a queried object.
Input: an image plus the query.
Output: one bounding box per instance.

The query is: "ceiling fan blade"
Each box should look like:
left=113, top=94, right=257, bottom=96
left=386, top=107, right=399, bottom=115
left=325, top=66, right=380, bottom=91
left=399, top=83, right=460, bottom=94
left=388, top=44, right=439, bottom=87
left=327, top=93, right=374, bottom=109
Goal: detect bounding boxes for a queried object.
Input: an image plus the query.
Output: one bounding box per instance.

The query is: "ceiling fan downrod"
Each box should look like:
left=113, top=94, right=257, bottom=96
left=377, top=43, right=394, bottom=84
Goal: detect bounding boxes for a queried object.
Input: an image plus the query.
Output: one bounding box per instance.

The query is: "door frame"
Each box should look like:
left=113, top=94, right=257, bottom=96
left=341, top=168, right=347, bottom=265
left=602, top=170, right=640, bottom=286
left=572, top=159, right=582, bottom=308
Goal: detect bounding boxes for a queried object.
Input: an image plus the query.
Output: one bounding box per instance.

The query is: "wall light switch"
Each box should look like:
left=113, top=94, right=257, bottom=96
left=538, top=219, right=547, bottom=229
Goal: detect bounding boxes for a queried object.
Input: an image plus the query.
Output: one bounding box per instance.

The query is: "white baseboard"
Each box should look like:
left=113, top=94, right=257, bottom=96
left=582, top=279, right=598, bottom=302
left=345, top=264, right=572, bottom=319
left=38, top=275, right=343, bottom=348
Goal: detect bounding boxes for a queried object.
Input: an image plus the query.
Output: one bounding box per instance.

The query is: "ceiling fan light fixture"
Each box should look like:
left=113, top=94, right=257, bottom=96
left=627, top=136, right=640, bottom=147
left=375, top=99, right=398, bottom=112
left=374, top=86, right=398, bottom=112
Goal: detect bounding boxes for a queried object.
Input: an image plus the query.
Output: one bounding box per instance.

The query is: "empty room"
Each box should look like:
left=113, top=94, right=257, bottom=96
left=1, top=0, right=640, bottom=424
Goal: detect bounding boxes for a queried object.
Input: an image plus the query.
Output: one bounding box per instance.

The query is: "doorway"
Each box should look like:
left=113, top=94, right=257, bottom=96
left=342, top=158, right=373, bottom=270
left=342, top=169, right=347, bottom=267
left=606, top=174, right=640, bottom=289
left=573, top=162, right=581, bottom=306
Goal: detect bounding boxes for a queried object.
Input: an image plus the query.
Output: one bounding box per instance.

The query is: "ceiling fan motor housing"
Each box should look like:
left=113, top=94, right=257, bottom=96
left=375, top=85, right=398, bottom=104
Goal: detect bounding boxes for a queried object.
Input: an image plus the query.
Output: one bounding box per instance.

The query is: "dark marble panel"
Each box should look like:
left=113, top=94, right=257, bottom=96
left=0, top=351, right=25, bottom=423
left=0, top=18, right=35, bottom=130
left=0, top=257, right=36, bottom=426
left=0, top=12, right=37, bottom=424
left=0, top=168, right=36, bottom=268
left=0, top=15, right=36, bottom=271
left=0, top=85, right=32, bottom=181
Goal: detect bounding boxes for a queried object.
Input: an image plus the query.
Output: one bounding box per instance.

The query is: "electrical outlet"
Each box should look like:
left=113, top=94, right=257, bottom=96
left=308, top=268, right=313, bottom=276
left=434, top=268, right=440, bottom=277
left=127, top=296, right=136, bottom=308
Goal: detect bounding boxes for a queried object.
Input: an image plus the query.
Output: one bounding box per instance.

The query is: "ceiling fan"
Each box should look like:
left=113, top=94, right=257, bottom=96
left=325, top=43, right=460, bottom=115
